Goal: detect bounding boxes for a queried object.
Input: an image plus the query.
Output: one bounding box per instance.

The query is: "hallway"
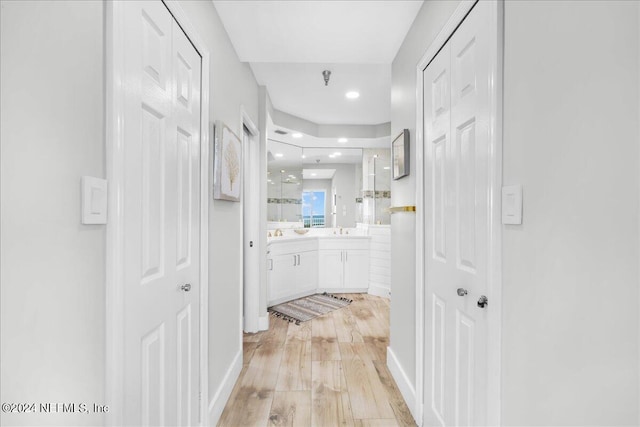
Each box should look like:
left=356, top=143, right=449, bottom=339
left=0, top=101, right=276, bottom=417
left=218, top=294, right=415, bottom=426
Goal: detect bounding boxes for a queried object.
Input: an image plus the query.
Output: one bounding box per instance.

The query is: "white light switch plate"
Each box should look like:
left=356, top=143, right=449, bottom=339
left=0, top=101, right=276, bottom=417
left=82, top=176, right=108, bottom=224
left=502, top=185, right=522, bottom=225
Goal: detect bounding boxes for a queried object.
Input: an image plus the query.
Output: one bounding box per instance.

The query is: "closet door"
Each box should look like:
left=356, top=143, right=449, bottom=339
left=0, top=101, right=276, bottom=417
left=423, top=2, right=492, bottom=425
left=121, top=1, right=202, bottom=425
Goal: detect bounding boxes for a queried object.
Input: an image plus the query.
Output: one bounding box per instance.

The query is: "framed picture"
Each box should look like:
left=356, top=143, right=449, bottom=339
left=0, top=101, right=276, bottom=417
left=213, top=121, right=242, bottom=202
left=392, top=129, right=410, bottom=180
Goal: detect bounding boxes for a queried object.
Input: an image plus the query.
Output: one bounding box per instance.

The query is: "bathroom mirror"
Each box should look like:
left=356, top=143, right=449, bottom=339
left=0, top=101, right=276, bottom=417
left=302, top=147, right=362, bottom=228
left=267, top=139, right=392, bottom=227
left=267, top=140, right=303, bottom=224
left=362, top=148, right=391, bottom=225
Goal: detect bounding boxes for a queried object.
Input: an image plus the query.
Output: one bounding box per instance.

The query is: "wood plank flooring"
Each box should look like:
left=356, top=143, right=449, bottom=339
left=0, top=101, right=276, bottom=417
left=218, top=293, right=416, bottom=427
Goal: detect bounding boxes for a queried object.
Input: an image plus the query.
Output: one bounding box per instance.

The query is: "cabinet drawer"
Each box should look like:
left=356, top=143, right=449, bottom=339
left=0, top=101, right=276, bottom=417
left=268, top=239, right=318, bottom=256
left=318, top=238, right=370, bottom=251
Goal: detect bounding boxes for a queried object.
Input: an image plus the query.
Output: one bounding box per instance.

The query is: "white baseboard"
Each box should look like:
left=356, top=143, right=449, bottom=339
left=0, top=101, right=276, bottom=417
left=208, top=349, right=242, bottom=426
left=368, top=284, right=390, bottom=299
left=387, top=346, right=418, bottom=423
left=258, top=315, right=269, bottom=331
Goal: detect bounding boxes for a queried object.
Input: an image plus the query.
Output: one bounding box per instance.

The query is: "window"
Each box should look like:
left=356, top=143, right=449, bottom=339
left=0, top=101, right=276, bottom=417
left=302, top=190, right=326, bottom=228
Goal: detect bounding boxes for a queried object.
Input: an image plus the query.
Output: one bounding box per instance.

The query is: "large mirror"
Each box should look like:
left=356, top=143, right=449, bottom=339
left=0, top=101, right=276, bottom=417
left=302, top=147, right=362, bottom=228
left=267, top=140, right=303, bottom=224
left=267, top=140, right=391, bottom=227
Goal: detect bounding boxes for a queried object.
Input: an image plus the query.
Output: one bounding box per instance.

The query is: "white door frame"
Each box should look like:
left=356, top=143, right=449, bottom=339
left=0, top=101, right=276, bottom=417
left=105, top=1, right=211, bottom=425
left=414, top=1, right=503, bottom=425
left=240, top=107, right=261, bottom=333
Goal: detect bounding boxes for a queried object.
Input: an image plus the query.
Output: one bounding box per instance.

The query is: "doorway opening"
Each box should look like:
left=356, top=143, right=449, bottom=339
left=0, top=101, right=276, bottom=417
left=241, top=111, right=261, bottom=334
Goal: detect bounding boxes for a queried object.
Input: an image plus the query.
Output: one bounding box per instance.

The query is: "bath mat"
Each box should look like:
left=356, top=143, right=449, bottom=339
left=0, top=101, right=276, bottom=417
left=268, top=293, right=352, bottom=325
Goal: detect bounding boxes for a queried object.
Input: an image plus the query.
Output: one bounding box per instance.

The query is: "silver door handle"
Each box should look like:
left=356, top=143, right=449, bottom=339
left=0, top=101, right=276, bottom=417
left=180, top=283, right=191, bottom=292
left=293, top=255, right=297, bottom=266
left=457, top=288, right=468, bottom=296
left=477, top=295, right=488, bottom=308
left=297, top=254, right=300, bottom=265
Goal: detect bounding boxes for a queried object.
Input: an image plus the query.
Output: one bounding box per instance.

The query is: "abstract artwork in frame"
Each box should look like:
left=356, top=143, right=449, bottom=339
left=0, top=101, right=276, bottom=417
left=213, top=121, right=242, bottom=202
left=392, top=129, right=410, bottom=180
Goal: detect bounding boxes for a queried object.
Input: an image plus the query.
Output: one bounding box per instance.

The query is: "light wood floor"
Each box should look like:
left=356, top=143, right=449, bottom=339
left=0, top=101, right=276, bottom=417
left=217, top=293, right=416, bottom=427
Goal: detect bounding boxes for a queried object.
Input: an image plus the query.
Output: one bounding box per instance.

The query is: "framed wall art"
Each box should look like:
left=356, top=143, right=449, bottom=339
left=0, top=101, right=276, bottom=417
left=213, top=121, right=242, bottom=202
left=392, top=129, right=410, bottom=180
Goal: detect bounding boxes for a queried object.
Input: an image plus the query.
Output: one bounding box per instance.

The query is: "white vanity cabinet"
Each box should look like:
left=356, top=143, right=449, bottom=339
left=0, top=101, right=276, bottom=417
left=267, top=236, right=370, bottom=305
left=267, top=240, right=318, bottom=304
left=317, top=239, right=370, bottom=291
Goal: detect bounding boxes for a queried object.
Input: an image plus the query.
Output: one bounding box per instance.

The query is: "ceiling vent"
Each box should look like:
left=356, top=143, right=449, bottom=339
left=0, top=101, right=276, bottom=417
left=274, top=129, right=287, bottom=135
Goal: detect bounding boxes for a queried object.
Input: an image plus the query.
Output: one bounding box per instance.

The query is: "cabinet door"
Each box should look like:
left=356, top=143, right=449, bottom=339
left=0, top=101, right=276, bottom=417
left=296, top=251, right=318, bottom=292
left=269, top=253, right=296, bottom=302
left=343, top=250, right=369, bottom=289
left=318, top=250, right=343, bottom=288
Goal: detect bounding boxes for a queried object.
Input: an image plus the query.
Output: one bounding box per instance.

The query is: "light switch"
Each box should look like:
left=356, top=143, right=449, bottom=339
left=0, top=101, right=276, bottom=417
left=502, top=185, right=522, bottom=225
left=82, top=176, right=108, bottom=224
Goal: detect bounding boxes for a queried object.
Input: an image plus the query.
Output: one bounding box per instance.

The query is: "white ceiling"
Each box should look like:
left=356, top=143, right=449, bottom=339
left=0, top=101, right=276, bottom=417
left=253, top=63, right=390, bottom=125
left=212, top=1, right=424, bottom=64
left=269, top=123, right=389, bottom=149
left=213, top=0, right=423, bottom=140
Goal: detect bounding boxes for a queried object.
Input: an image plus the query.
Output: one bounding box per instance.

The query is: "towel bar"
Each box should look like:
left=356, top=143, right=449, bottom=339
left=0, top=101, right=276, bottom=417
left=387, top=205, right=416, bottom=213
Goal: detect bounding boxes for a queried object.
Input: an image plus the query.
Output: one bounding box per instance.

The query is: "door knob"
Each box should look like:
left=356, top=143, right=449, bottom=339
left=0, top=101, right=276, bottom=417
left=457, top=288, right=468, bottom=296
left=477, top=295, right=488, bottom=308
left=180, top=283, right=192, bottom=292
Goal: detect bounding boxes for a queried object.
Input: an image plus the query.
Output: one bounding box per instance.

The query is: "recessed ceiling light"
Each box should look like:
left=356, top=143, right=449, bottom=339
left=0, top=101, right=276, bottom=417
left=338, top=138, right=348, bottom=143
left=383, top=166, right=390, bottom=170
left=275, top=153, right=283, bottom=158
left=333, top=152, right=342, bottom=156
left=329, top=154, right=336, bottom=158
left=345, top=91, right=360, bottom=99
left=311, top=173, right=317, bottom=177
left=301, top=154, right=306, bottom=159
left=292, top=132, right=303, bottom=138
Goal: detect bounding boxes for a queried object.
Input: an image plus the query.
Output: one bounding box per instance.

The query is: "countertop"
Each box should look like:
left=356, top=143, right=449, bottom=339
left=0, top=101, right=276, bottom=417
left=267, top=233, right=371, bottom=244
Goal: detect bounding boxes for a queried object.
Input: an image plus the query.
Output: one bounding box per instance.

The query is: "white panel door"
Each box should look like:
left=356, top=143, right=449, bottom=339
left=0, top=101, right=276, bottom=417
left=423, top=2, right=491, bottom=426
left=122, top=2, right=201, bottom=426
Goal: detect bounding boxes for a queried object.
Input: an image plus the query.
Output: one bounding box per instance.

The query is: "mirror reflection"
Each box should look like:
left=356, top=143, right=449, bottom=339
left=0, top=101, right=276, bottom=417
left=267, top=140, right=391, bottom=228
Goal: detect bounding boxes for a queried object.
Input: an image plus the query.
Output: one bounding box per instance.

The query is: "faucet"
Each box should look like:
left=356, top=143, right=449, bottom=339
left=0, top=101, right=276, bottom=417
left=274, top=229, right=283, bottom=237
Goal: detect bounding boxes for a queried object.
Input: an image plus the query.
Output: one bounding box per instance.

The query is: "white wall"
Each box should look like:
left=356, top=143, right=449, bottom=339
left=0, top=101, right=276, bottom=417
left=502, top=1, right=639, bottom=424
left=0, top=1, right=105, bottom=426
left=1, top=2, right=260, bottom=426
left=178, top=1, right=260, bottom=422
left=389, top=0, right=462, bottom=397
left=392, top=0, right=640, bottom=424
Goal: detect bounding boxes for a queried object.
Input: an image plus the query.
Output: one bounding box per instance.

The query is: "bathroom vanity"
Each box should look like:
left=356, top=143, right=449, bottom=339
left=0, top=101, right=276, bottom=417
left=266, top=232, right=370, bottom=306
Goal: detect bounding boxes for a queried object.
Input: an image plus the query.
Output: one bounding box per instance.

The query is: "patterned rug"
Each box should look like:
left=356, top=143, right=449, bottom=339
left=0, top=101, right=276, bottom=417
left=268, top=293, right=352, bottom=325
